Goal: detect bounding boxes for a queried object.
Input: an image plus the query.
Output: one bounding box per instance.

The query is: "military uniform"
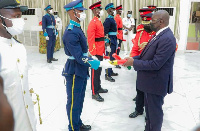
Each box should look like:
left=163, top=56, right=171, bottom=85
left=129, top=8, right=155, bottom=119
left=104, top=3, right=118, bottom=82
left=42, top=5, right=57, bottom=63
left=87, top=1, right=108, bottom=102
left=115, top=5, right=123, bottom=56
left=0, top=1, right=37, bottom=130
left=130, top=24, right=156, bottom=57
left=62, top=0, right=100, bottom=130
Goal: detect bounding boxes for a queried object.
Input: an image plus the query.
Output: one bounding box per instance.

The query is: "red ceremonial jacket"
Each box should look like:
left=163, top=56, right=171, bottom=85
left=130, top=24, right=156, bottom=57
left=114, top=14, right=123, bottom=40
left=87, top=16, right=105, bottom=56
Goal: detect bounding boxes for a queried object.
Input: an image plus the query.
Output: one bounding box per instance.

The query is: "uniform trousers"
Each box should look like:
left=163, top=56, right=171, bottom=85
left=91, top=55, right=103, bottom=95
left=65, top=74, right=87, bottom=131
left=144, top=92, right=164, bottom=131
left=135, top=88, right=144, bottom=113
left=47, top=34, right=56, bottom=60
left=123, top=30, right=133, bottom=53
left=105, top=44, right=116, bottom=77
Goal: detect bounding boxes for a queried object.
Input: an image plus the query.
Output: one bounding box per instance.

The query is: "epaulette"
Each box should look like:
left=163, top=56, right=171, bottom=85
left=136, top=24, right=144, bottom=32
left=67, top=24, right=74, bottom=30
left=13, top=37, right=22, bottom=44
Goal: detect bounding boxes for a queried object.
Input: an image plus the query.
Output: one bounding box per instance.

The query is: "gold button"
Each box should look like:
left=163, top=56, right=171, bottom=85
left=26, top=105, right=28, bottom=109
left=21, top=74, right=23, bottom=79
left=23, top=90, right=26, bottom=94
left=17, top=58, right=20, bottom=63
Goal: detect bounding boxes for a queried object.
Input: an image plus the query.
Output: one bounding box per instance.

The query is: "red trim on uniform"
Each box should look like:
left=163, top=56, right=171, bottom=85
left=142, top=17, right=152, bottom=21
left=91, top=4, right=101, bottom=10
left=116, top=6, right=122, bottom=10
left=92, top=69, right=95, bottom=95
left=147, top=6, right=157, bottom=9
left=140, top=11, right=152, bottom=15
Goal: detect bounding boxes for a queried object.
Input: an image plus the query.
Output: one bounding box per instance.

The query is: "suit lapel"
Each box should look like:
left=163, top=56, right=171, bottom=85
left=140, top=28, right=170, bottom=57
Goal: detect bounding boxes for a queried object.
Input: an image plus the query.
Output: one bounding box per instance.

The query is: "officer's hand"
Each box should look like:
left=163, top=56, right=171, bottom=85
left=106, top=46, right=111, bottom=52
left=46, top=36, right=49, bottom=40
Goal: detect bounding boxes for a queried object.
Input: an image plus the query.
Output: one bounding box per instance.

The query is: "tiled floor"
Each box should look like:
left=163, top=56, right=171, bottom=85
left=26, top=46, right=200, bottom=131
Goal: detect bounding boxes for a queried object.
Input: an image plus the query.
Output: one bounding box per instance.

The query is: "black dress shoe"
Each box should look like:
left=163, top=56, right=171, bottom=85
left=111, top=72, right=118, bottom=76
left=115, top=65, right=121, bottom=69
left=80, top=124, right=91, bottom=131
left=97, top=88, right=108, bottom=93
left=51, top=58, right=58, bottom=61
left=92, top=94, right=104, bottom=102
left=133, top=97, right=136, bottom=101
left=105, top=76, right=115, bottom=82
left=47, top=59, right=52, bottom=63
left=129, top=111, right=143, bottom=118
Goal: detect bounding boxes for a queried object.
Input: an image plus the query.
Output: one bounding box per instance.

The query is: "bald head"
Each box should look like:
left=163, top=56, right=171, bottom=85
left=153, top=10, right=170, bottom=26
left=150, top=10, right=170, bottom=32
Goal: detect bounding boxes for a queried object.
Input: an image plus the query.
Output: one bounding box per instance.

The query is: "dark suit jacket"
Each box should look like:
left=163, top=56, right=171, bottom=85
left=133, top=27, right=176, bottom=97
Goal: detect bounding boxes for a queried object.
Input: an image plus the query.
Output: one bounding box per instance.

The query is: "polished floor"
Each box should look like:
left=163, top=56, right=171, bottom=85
left=26, top=46, right=200, bottom=131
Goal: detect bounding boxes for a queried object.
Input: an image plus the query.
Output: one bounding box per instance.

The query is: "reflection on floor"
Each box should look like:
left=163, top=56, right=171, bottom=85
left=26, top=46, right=200, bottom=131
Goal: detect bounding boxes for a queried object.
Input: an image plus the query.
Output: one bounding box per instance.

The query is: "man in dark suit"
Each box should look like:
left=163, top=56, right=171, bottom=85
left=123, top=10, right=176, bottom=131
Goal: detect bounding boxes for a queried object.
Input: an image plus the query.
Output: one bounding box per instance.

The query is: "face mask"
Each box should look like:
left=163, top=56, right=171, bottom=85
left=0, top=15, right=25, bottom=36
left=113, top=10, right=116, bottom=16
left=54, top=15, right=58, bottom=18
left=49, top=10, right=54, bottom=14
left=99, top=10, right=104, bottom=17
left=127, top=14, right=132, bottom=18
left=144, top=25, right=152, bottom=33
left=75, top=12, right=86, bottom=22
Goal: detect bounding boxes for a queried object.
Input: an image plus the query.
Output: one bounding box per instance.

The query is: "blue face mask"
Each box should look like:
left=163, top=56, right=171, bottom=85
left=127, top=14, right=132, bottom=18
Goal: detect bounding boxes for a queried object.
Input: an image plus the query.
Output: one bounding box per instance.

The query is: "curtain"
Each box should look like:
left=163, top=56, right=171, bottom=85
left=19, top=0, right=180, bottom=38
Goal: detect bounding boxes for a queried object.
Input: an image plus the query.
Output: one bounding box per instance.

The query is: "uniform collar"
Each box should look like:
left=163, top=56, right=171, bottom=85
left=46, top=13, right=52, bottom=16
left=94, top=16, right=101, bottom=21
left=108, top=15, right=114, bottom=18
left=156, top=26, right=169, bottom=36
left=116, top=14, right=121, bottom=17
left=69, top=20, right=81, bottom=27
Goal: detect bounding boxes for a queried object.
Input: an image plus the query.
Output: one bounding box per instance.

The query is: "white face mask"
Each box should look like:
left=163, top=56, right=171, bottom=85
left=127, top=14, right=132, bottom=18
left=75, top=12, right=86, bottom=22
left=0, top=15, right=25, bottom=36
left=99, top=10, right=104, bottom=17
left=49, top=10, right=54, bottom=14
left=113, top=10, right=116, bottom=16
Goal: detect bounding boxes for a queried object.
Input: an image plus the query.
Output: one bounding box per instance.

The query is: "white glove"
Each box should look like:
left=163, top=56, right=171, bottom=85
left=91, top=55, right=98, bottom=60
left=46, top=36, right=49, bottom=40
left=106, top=46, right=111, bottom=52
left=100, top=59, right=114, bottom=68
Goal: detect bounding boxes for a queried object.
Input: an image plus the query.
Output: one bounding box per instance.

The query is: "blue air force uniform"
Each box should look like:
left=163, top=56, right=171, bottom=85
left=104, top=3, right=118, bottom=77
left=42, top=5, right=56, bottom=61
left=62, top=1, right=100, bottom=131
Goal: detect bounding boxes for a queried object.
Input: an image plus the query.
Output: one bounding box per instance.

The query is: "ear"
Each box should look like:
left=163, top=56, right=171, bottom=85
left=160, top=19, right=164, bottom=25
